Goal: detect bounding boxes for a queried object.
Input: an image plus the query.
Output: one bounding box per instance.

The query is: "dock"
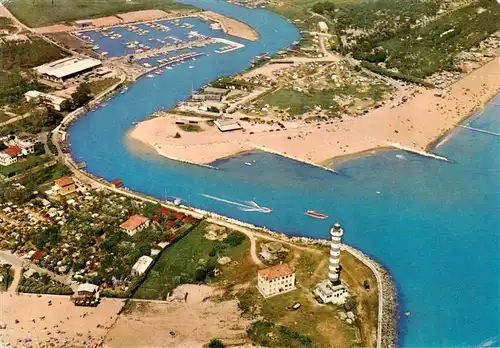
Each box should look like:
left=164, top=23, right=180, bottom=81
left=386, top=142, right=450, bottom=162
left=458, top=125, right=500, bottom=137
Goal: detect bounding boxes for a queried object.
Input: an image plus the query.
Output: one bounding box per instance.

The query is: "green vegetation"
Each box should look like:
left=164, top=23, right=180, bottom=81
left=134, top=222, right=249, bottom=299
left=0, top=38, right=67, bottom=71
left=208, top=338, right=225, bottom=348
left=361, top=62, right=434, bottom=87
left=247, top=320, right=313, bottom=348
left=258, top=89, right=338, bottom=116
left=0, top=155, right=49, bottom=178
left=316, top=0, right=500, bottom=79
left=0, top=265, right=14, bottom=292
left=17, top=270, right=74, bottom=295
left=88, top=77, right=121, bottom=96
left=5, top=0, right=196, bottom=27
left=0, top=106, right=64, bottom=136
left=179, top=124, right=202, bottom=132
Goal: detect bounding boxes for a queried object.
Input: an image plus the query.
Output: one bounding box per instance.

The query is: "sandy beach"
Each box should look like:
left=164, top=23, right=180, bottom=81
left=0, top=293, right=124, bottom=347
left=104, top=284, right=250, bottom=347
left=201, top=11, right=259, bottom=41
left=129, top=57, right=500, bottom=167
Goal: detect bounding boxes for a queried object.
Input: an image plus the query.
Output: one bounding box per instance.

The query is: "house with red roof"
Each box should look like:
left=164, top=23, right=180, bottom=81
left=0, top=146, right=22, bottom=166
left=54, top=176, right=77, bottom=196
left=120, top=215, right=150, bottom=236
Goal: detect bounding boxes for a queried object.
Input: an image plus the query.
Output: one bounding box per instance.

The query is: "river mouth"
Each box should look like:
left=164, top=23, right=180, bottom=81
left=67, top=1, right=500, bottom=346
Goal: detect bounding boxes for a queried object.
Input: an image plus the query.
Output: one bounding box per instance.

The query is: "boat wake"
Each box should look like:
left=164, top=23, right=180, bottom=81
left=201, top=194, right=272, bottom=213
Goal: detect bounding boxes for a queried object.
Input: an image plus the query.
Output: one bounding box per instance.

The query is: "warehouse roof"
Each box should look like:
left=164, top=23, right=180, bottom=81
left=34, top=57, right=102, bottom=79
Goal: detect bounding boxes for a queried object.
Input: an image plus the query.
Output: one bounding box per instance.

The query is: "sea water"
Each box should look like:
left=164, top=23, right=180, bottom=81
left=68, top=0, right=500, bottom=346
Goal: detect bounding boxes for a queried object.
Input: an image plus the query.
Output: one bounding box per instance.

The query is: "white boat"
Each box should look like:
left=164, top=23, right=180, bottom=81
left=146, top=74, right=155, bottom=78
left=245, top=162, right=252, bottom=166
left=174, top=198, right=182, bottom=206
left=189, top=65, right=194, bottom=69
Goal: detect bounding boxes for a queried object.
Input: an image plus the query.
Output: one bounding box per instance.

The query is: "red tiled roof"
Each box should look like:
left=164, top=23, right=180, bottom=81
left=167, top=220, right=176, bottom=228
left=4, top=145, right=21, bottom=157
left=152, top=215, right=160, bottom=222
left=184, top=216, right=199, bottom=223
left=31, top=249, right=44, bottom=261
left=111, top=179, right=123, bottom=187
left=157, top=207, right=172, bottom=216
left=120, top=215, right=148, bottom=231
left=258, top=263, right=294, bottom=281
left=54, top=176, right=75, bottom=187
left=174, top=212, right=185, bottom=220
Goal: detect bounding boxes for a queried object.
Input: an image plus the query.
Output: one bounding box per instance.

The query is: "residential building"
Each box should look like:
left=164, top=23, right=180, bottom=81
left=0, top=146, right=21, bottom=166
left=16, top=132, right=41, bottom=145
left=34, top=57, right=102, bottom=82
left=191, top=93, right=222, bottom=101
left=257, top=263, right=296, bottom=298
left=314, top=222, right=349, bottom=304
left=131, top=255, right=153, bottom=276
left=15, top=139, right=35, bottom=155
left=24, top=90, right=68, bottom=111
left=318, top=21, right=329, bottom=33
left=54, top=176, right=77, bottom=196
left=120, top=215, right=150, bottom=236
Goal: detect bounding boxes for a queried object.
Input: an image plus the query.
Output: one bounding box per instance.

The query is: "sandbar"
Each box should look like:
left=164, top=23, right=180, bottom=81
left=129, top=57, right=500, bottom=167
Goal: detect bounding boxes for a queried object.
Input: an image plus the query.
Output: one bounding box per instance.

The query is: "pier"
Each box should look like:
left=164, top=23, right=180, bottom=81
left=386, top=142, right=450, bottom=162
left=458, top=125, right=500, bottom=137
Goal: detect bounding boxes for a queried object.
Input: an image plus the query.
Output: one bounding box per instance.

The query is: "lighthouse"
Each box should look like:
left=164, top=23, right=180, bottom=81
left=314, top=222, right=349, bottom=304
left=328, top=222, right=343, bottom=286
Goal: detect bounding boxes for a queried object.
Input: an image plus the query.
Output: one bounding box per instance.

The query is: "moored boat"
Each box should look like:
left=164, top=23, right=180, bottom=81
left=305, top=210, right=328, bottom=219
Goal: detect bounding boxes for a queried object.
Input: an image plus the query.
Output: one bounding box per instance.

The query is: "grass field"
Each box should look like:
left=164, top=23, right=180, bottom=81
left=134, top=221, right=250, bottom=300
left=5, top=0, right=196, bottom=28
left=88, top=77, right=121, bottom=96
left=257, top=89, right=339, bottom=116
left=0, top=155, right=49, bottom=177
left=227, top=238, right=377, bottom=348
left=178, top=124, right=202, bottom=132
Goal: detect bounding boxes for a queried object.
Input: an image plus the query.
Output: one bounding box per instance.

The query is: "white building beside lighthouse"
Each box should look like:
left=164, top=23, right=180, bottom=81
left=314, top=222, right=349, bottom=304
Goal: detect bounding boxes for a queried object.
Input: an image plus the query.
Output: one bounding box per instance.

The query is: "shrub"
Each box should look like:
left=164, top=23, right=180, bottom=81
left=208, top=339, right=225, bottom=348
left=223, top=232, right=245, bottom=247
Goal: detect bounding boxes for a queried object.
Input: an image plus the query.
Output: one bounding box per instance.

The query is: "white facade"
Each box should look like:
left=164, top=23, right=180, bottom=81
left=0, top=153, right=17, bottom=166
left=257, top=263, right=296, bottom=298
left=24, top=90, right=67, bottom=111
left=15, top=140, right=35, bottom=155
left=131, top=255, right=153, bottom=276
left=314, top=222, right=349, bottom=304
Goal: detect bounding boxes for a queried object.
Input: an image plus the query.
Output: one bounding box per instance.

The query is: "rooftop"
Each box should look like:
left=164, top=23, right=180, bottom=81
left=120, top=215, right=149, bottom=231
left=3, top=146, right=21, bottom=157
left=77, top=283, right=99, bottom=293
left=54, top=176, right=75, bottom=188
left=34, top=57, right=102, bottom=79
left=214, top=119, right=242, bottom=132
left=258, top=263, right=294, bottom=281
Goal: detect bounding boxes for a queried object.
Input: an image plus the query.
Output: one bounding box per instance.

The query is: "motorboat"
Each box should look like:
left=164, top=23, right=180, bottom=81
left=305, top=210, right=328, bottom=219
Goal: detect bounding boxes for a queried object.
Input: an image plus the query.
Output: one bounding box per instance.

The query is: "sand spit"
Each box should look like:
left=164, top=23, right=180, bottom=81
left=201, top=11, right=259, bottom=41
left=129, top=57, right=500, bottom=166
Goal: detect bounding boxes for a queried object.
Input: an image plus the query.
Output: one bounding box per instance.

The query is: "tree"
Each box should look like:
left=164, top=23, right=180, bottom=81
left=71, top=83, right=92, bottom=108
left=208, top=339, right=225, bottom=348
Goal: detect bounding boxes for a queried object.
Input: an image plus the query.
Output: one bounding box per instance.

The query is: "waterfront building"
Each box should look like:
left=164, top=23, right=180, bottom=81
left=120, top=215, right=150, bottom=236
left=74, top=19, right=93, bottom=28
left=54, top=177, right=77, bottom=196
left=204, top=86, right=229, bottom=95
left=214, top=118, right=242, bottom=132
left=16, top=132, right=41, bottom=145
left=132, top=255, right=154, bottom=276
left=34, top=57, right=102, bottom=82
left=314, top=222, right=349, bottom=304
left=25, top=90, right=68, bottom=111
left=257, top=263, right=296, bottom=298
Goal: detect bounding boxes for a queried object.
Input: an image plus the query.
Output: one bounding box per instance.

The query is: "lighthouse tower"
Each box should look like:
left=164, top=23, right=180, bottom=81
left=328, top=222, right=343, bottom=286
left=314, top=222, right=349, bottom=304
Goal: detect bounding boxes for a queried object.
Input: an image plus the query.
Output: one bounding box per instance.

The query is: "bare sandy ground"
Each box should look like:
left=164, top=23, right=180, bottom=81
left=201, top=11, right=258, bottom=41
left=129, top=57, right=500, bottom=166
left=34, top=25, right=73, bottom=34
left=104, top=284, right=250, bottom=347
left=0, top=293, right=124, bottom=347
left=116, top=9, right=170, bottom=23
